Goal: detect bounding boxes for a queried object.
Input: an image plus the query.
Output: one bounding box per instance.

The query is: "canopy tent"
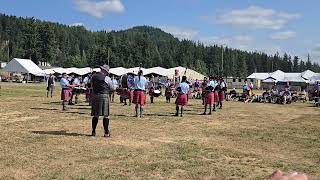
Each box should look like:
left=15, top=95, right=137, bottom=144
left=263, top=77, right=277, bottom=83
left=4, top=58, right=45, bottom=76
left=109, top=67, right=129, bottom=77
left=41, top=66, right=205, bottom=80
left=167, top=66, right=205, bottom=81
left=247, top=73, right=270, bottom=80
left=127, top=67, right=146, bottom=75
left=308, top=75, right=320, bottom=84
left=144, top=67, right=170, bottom=77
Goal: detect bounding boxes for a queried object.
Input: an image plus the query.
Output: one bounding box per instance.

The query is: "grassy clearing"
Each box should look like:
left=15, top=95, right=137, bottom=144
left=0, top=82, right=319, bottom=179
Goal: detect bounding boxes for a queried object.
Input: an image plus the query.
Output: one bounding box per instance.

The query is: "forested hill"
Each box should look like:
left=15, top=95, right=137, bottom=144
left=0, top=13, right=319, bottom=76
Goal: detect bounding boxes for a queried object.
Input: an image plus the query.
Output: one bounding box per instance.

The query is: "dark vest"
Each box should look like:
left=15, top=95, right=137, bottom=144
left=92, top=72, right=109, bottom=94
left=48, top=77, right=54, bottom=85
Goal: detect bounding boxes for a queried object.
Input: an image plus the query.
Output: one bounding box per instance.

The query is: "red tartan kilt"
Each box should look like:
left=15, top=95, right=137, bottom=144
left=218, top=91, right=225, bottom=102
left=205, top=92, right=215, bottom=105
left=214, top=92, right=219, bottom=103
left=165, top=91, right=172, bottom=97
left=132, top=91, right=146, bottom=105
left=61, top=88, right=71, bottom=101
left=175, top=93, right=188, bottom=106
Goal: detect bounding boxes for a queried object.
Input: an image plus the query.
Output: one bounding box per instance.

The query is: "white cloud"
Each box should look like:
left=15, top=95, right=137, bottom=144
left=159, top=25, right=198, bottom=40
left=208, top=6, right=300, bottom=30
left=270, top=31, right=297, bottom=40
left=201, top=35, right=254, bottom=50
left=70, top=22, right=85, bottom=27
left=74, top=0, right=125, bottom=18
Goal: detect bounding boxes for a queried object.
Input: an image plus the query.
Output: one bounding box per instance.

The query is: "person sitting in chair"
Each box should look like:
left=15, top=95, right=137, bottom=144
left=280, top=87, right=292, bottom=104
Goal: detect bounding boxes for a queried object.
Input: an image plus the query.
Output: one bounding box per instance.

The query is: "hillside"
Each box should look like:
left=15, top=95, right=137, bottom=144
left=0, top=13, right=319, bottom=76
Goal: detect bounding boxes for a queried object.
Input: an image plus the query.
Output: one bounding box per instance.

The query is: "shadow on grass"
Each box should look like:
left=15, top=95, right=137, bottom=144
left=32, top=130, right=89, bottom=137
left=42, top=102, right=61, bottom=105
left=64, top=111, right=87, bottom=115
left=144, top=113, right=176, bottom=117
left=31, top=107, right=59, bottom=111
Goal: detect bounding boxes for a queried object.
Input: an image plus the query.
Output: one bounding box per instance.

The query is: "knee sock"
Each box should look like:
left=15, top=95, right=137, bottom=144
left=103, top=117, right=109, bottom=134
left=175, top=106, right=179, bottom=115
left=209, top=105, right=212, bottom=114
left=180, top=107, right=183, bottom=117
left=204, top=105, right=207, bottom=113
left=92, top=117, right=98, bottom=134
left=140, top=107, right=144, bottom=117
left=135, top=106, right=139, bottom=117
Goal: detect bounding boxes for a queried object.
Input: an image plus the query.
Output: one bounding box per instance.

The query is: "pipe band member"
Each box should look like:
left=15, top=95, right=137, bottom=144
left=175, top=76, right=189, bottom=117
left=202, top=76, right=215, bottom=115
left=201, top=77, right=208, bottom=105
left=218, top=77, right=226, bottom=109
left=133, top=70, right=147, bottom=118
left=72, top=75, right=81, bottom=104
left=47, top=74, right=55, bottom=98
left=90, top=65, right=115, bottom=138
left=60, top=73, right=75, bottom=111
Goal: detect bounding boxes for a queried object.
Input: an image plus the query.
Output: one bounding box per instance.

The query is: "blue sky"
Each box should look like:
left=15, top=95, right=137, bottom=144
left=1, top=0, right=320, bottom=63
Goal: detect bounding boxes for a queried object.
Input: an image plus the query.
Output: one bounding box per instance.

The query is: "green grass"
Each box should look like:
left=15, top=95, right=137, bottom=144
left=0, top=82, right=319, bottom=179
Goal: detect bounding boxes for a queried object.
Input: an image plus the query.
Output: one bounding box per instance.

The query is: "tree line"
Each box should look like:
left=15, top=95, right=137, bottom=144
left=0, top=13, right=319, bottom=77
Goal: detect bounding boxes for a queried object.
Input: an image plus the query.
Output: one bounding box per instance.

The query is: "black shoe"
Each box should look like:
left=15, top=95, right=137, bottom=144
left=208, top=113, right=212, bottom=115
left=201, top=112, right=206, bottom=115
left=174, top=114, right=179, bottom=117
left=69, top=103, right=75, bottom=105
left=104, top=131, right=111, bottom=138
left=91, top=132, right=96, bottom=137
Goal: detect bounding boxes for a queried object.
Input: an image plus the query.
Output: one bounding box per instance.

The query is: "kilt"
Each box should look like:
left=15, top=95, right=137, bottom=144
left=218, top=91, right=225, bottom=102
left=91, top=93, right=110, bottom=117
left=205, top=92, right=215, bottom=105
left=165, top=91, right=172, bottom=97
left=61, top=88, right=71, bottom=101
left=175, top=93, right=188, bottom=106
left=132, top=90, right=146, bottom=105
left=214, top=92, right=219, bottom=103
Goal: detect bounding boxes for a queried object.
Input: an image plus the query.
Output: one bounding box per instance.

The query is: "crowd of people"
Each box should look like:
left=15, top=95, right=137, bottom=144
left=225, top=81, right=320, bottom=106
left=41, top=66, right=320, bottom=138
left=47, top=65, right=228, bottom=137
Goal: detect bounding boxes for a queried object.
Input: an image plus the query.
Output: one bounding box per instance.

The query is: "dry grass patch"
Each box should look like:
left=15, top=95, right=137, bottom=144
left=0, top=82, right=319, bottom=179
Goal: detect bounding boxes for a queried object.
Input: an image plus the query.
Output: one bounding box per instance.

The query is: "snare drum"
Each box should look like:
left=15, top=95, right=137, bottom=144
left=153, top=90, right=161, bottom=97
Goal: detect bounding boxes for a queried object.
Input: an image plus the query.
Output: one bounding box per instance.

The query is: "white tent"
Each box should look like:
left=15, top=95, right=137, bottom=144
left=247, top=73, right=270, bottom=80
left=109, top=67, right=129, bottom=76
left=127, top=67, right=146, bottom=75
left=167, top=66, right=205, bottom=80
left=4, top=58, right=45, bottom=76
left=43, top=69, right=55, bottom=75
left=309, top=75, right=320, bottom=84
left=144, top=67, right=170, bottom=77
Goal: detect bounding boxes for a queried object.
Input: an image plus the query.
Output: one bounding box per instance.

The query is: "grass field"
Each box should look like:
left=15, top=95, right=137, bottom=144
left=0, top=82, right=319, bottom=180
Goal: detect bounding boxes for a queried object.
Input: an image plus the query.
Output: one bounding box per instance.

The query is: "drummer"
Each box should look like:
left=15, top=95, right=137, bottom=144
left=72, top=75, right=81, bottom=104
left=175, top=76, right=189, bottom=117
left=133, top=70, right=147, bottom=118
left=60, top=73, right=75, bottom=111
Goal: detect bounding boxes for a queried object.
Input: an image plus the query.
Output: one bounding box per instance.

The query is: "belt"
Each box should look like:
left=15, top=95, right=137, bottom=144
left=134, top=89, right=144, bottom=92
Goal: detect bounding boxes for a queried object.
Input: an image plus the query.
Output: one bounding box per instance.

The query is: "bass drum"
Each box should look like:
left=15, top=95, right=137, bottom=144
left=121, top=74, right=128, bottom=88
